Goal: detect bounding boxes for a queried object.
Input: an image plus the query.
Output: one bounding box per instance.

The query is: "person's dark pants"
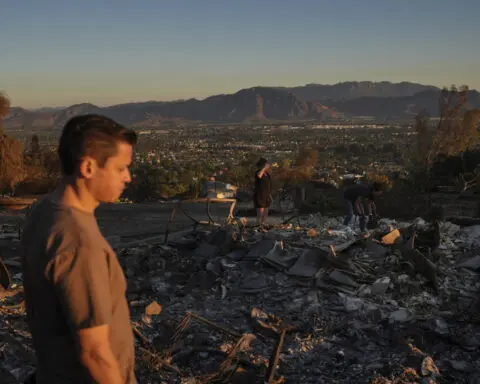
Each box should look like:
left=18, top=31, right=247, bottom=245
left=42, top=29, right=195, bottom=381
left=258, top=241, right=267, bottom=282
left=343, top=199, right=354, bottom=226
left=343, top=199, right=366, bottom=231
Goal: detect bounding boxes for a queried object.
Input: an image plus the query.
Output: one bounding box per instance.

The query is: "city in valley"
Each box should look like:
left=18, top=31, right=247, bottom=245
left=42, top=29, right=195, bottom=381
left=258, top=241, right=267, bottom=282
left=1, top=81, right=480, bottom=383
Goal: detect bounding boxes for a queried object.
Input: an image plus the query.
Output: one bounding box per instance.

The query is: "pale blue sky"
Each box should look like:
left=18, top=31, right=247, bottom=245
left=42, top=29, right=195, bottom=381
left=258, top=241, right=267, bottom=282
left=1, top=0, right=479, bottom=108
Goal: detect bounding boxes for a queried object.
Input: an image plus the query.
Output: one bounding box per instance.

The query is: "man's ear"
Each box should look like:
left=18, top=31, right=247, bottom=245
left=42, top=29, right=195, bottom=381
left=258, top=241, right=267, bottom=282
left=78, top=157, right=97, bottom=179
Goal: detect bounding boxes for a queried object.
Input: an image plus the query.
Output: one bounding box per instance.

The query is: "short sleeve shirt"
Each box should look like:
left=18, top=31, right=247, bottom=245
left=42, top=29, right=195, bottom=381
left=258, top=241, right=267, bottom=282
left=21, top=197, right=135, bottom=384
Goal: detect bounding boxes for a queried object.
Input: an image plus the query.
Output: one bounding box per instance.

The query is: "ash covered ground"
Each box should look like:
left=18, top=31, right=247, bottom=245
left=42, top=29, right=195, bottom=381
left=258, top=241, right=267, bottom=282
left=2, top=212, right=480, bottom=383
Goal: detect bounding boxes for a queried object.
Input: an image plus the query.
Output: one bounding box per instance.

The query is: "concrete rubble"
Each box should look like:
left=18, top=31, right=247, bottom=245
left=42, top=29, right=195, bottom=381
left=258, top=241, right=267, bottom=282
left=2, top=213, right=480, bottom=382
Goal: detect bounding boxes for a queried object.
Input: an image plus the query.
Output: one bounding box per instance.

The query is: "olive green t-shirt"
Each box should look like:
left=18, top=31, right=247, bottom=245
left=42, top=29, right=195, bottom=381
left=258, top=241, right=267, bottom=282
left=21, top=197, right=135, bottom=383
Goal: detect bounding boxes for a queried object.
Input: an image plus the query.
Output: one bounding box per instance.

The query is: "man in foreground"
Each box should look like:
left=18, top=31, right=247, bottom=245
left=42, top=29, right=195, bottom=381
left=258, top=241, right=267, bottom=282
left=343, top=182, right=383, bottom=232
left=21, top=115, right=137, bottom=383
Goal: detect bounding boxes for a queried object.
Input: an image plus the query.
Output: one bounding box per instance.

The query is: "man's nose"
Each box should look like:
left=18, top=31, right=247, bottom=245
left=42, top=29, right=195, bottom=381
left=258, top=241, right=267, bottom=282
left=125, top=169, right=132, bottom=183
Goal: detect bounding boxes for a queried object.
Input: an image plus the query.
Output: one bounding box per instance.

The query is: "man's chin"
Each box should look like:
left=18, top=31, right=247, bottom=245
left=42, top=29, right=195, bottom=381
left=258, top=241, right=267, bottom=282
left=98, top=196, right=121, bottom=204
left=97, top=189, right=125, bottom=204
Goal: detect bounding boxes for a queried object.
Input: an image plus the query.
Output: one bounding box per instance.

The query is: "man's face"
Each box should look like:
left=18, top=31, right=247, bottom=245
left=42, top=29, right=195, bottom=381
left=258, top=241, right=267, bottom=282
left=85, top=141, right=133, bottom=203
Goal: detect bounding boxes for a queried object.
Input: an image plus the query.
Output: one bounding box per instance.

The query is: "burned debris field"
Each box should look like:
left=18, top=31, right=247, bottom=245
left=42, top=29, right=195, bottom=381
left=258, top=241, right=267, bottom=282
left=3, top=202, right=480, bottom=383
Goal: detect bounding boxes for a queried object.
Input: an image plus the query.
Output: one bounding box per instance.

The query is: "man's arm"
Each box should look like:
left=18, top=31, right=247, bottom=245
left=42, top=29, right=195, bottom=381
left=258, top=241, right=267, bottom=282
left=256, top=165, right=269, bottom=179
left=78, top=325, right=124, bottom=384
left=51, top=245, right=124, bottom=384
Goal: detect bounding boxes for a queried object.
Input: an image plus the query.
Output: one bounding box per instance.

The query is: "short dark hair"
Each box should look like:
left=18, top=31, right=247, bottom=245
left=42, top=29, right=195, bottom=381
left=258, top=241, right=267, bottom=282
left=256, top=157, right=268, bottom=168
left=372, top=182, right=383, bottom=192
left=58, top=114, right=137, bottom=176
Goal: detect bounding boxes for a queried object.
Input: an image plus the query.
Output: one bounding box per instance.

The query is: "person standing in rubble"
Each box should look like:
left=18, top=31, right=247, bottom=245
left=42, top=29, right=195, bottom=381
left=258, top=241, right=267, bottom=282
left=343, top=182, right=383, bottom=232
left=21, top=115, right=137, bottom=384
left=254, top=158, right=272, bottom=231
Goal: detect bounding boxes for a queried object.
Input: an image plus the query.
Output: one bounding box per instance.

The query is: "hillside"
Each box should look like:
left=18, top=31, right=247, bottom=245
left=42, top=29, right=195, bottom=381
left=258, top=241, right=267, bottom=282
left=322, top=90, right=480, bottom=119
left=5, top=107, right=55, bottom=129
left=3, top=82, right=480, bottom=129
left=4, top=87, right=328, bottom=129
left=280, top=81, right=439, bottom=101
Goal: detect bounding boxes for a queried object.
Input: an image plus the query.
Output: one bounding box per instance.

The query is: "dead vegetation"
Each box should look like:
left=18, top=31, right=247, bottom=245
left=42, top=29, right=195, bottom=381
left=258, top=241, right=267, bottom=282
left=414, top=86, right=480, bottom=185
left=0, top=93, right=27, bottom=195
left=409, top=85, right=480, bottom=215
left=273, top=147, right=319, bottom=196
left=0, top=92, right=9, bottom=127
left=365, top=172, right=392, bottom=191
left=0, top=93, right=60, bottom=196
left=3, top=208, right=480, bottom=382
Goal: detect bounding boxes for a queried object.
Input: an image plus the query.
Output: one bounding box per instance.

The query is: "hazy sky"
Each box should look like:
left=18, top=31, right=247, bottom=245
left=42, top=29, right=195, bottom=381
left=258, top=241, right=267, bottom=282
left=1, top=0, right=479, bottom=108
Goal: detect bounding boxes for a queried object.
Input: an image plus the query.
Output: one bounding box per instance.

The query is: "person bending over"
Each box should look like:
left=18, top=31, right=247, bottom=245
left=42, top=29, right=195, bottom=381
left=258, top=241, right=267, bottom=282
left=343, top=182, right=383, bottom=232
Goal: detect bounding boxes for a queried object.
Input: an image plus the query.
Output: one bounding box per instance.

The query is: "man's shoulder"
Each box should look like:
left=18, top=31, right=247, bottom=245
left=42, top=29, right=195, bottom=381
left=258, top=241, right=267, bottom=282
left=26, top=197, right=80, bottom=230
left=23, top=198, right=100, bottom=252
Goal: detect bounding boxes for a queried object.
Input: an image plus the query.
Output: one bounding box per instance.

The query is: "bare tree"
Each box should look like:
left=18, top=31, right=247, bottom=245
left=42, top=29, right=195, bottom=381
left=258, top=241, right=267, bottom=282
left=0, top=92, right=10, bottom=133
left=0, top=135, right=26, bottom=195
left=417, top=86, right=479, bottom=167
left=414, top=85, right=480, bottom=204
left=0, top=93, right=26, bottom=194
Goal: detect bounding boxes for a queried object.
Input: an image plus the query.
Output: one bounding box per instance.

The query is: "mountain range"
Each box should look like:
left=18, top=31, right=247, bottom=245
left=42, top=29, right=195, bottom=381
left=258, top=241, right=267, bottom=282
left=4, top=81, right=480, bottom=130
